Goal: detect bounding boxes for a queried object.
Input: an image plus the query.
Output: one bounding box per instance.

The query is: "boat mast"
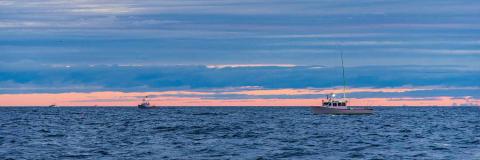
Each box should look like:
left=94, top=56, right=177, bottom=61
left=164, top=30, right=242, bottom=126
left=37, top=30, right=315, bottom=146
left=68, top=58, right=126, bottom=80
left=340, top=50, right=347, bottom=100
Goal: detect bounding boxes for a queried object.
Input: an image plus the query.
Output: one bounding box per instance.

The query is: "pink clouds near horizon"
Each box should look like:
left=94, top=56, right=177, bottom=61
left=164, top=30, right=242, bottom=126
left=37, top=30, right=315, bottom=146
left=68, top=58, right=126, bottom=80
left=225, top=88, right=427, bottom=96
left=0, top=87, right=478, bottom=107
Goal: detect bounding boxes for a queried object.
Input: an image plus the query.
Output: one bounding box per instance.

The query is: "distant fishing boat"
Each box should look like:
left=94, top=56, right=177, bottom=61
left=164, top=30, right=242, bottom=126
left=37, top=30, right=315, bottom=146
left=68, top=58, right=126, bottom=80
left=48, top=104, right=57, bottom=108
left=137, top=96, right=156, bottom=109
left=312, top=93, right=373, bottom=115
left=311, top=51, right=373, bottom=115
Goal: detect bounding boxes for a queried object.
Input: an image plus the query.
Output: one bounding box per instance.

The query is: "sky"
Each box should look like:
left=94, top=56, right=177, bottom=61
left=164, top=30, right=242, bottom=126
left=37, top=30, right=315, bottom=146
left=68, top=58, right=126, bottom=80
left=1, top=0, right=479, bottom=106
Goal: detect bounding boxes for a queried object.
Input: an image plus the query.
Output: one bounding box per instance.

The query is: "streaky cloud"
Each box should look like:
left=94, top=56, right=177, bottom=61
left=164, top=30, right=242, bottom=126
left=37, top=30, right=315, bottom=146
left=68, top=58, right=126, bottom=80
left=0, top=64, right=478, bottom=94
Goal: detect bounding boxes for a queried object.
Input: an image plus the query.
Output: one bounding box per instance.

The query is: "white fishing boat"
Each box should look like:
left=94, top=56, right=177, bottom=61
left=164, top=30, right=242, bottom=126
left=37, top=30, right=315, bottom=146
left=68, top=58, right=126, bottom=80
left=137, top=96, right=156, bottom=109
left=311, top=93, right=373, bottom=115
left=311, top=51, right=373, bottom=115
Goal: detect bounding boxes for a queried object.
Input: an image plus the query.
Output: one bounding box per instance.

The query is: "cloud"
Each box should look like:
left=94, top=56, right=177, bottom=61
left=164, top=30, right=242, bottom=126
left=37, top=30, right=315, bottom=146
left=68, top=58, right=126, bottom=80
left=206, top=64, right=297, bottom=69
left=0, top=64, right=478, bottom=94
left=273, top=40, right=480, bottom=46
left=2, top=1, right=480, bottom=69
left=1, top=91, right=478, bottom=107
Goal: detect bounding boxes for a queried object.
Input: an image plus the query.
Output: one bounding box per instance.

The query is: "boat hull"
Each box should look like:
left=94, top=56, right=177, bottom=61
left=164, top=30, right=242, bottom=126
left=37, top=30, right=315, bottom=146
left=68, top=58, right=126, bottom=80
left=311, top=106, right=373, bottom=115
left=137, top=104, right=157, bottom=109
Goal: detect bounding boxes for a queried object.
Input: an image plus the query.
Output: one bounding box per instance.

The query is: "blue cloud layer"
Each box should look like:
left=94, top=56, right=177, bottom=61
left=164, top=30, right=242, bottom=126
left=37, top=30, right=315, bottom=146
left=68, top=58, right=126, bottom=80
left=0, top=65, right=478, bottom=94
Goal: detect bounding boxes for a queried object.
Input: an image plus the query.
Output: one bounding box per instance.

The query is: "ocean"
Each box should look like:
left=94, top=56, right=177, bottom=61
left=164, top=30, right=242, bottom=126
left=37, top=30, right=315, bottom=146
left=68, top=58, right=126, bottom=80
left=0, top=107, right=479, bottom=159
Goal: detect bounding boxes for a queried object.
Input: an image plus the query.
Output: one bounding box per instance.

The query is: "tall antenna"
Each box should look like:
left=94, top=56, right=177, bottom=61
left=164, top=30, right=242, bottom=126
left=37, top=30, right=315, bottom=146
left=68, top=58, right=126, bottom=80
left=340, top=49, right=347, bottom=99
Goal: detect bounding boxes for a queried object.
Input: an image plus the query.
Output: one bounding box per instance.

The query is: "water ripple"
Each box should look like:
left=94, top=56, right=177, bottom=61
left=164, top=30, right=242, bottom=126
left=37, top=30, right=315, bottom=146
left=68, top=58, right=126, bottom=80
left=0, top=107, right=479, bottom=159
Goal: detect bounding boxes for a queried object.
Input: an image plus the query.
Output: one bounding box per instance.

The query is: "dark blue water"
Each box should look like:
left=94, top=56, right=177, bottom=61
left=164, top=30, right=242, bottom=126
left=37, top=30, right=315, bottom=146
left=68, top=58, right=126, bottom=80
left=0, top=107, right=479, bottom=159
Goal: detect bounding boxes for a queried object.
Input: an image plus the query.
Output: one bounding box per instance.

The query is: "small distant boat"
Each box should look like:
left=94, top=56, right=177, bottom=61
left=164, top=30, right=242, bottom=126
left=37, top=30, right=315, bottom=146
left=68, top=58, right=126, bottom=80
left=48, top=104, right=57, bottom=108
left=137, top=96, right=157, bottom=109
left=311, top=50, right=373, bottom=115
